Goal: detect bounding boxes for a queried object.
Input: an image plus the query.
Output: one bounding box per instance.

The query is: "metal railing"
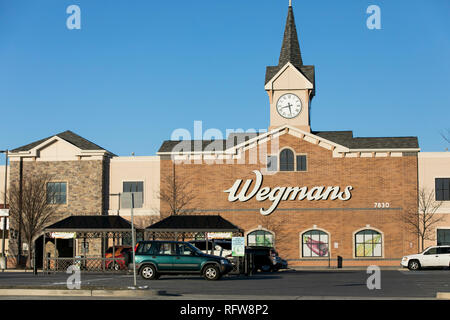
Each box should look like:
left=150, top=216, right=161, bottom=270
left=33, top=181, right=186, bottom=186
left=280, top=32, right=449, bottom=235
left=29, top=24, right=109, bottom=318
left=44, top=256, right=129, bottom=273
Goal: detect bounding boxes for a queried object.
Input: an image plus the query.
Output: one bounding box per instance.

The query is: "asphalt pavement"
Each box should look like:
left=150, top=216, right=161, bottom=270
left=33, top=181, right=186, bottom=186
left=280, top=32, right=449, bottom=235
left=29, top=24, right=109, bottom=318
left=0, top=269, right=449, bottom=299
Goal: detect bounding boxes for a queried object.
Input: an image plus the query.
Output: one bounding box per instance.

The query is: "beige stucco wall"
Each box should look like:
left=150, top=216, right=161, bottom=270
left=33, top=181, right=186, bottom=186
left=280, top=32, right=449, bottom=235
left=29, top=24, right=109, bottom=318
left=109, top=156, right=160, bottom=225
left=266, top=64, right=313, bottom=132
left=419, top=152, right=450, bottom=248
left=0, top=165, right=9, bottom=206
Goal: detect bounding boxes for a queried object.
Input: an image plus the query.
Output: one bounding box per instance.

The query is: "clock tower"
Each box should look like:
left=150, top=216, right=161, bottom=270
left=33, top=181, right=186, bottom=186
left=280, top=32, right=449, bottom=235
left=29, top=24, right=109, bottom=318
left=265, top=2, right=315, bottom=132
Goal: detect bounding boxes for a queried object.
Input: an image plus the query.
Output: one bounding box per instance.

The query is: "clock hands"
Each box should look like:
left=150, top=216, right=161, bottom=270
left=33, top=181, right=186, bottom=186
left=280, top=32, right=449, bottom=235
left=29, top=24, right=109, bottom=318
left=281, top=103, right=293, bottom=116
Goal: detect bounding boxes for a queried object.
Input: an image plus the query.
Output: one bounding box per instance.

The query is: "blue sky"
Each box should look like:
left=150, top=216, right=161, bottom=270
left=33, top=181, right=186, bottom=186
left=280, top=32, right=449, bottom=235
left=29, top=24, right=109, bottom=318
left=0, top=0, right=449, bottom=159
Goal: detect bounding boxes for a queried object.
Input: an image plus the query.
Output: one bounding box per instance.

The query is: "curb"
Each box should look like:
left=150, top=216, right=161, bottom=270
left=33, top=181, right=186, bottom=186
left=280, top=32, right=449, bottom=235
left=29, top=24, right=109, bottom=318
left=289, top=267, right=404, bottom=271
left=0, top=288, right=162, bottom=297
left=436, top=292, right=450, bottom=300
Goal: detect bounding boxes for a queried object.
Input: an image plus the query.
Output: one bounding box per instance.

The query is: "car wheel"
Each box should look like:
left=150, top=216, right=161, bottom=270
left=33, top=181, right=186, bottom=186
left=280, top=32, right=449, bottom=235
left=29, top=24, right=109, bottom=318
left=408, top=260, right=420, bottom=271
left=140, top=265, right=158, bottom=280
left=109, top=262, right=120, bottom=271
left=261, top=265, right=271, bottom=272
left=203, top=265, right=221, bottom=281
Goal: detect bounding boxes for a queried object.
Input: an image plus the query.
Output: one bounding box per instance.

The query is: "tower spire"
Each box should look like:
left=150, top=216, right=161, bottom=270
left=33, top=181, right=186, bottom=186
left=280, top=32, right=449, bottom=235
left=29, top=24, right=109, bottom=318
left=278, top=4, right=303, bottom=67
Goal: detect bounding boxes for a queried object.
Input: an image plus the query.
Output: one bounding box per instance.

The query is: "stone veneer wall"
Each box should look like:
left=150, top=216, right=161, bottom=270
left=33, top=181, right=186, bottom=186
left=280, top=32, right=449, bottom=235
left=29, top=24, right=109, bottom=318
left=7, top=159, right=108, bottom=262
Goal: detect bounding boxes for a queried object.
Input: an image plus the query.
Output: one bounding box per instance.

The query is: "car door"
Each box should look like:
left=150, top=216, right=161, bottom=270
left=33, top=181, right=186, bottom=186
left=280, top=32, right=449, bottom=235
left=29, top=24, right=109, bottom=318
left=421, top=247, right=440, bottom=267
left=437, top=247, right=450, bottom=267
left=173, top=243, right=203, bottom=271
left=153, top=242, right=176, bottom=271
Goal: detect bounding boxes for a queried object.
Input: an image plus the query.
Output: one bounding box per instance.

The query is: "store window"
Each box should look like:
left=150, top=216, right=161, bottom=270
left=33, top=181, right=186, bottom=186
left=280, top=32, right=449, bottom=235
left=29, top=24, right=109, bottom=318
left=247, top=230, right=274, bottom=247
left=267, top=155, right=278, bottom=172
left=435, top=178, right=450, bottom=201
left=47, top=182, right=67, bottom=204
left=355, top=229, right=382, bottom=257
left=280, top=149, right=294, bottom=171
left=437, top=229, right=450, bottom=246
left=296, top=155, right=307, bottom=171
left=301, top=230, right=329, bottom=257
left=123, top=181, right=144, bottom=208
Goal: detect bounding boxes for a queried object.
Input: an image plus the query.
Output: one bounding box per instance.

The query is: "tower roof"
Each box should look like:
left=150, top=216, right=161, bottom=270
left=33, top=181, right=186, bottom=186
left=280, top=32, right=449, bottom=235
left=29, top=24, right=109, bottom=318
left=265, top=3, right=315, bottom=95
left=278, top=6, right=303, bottom=68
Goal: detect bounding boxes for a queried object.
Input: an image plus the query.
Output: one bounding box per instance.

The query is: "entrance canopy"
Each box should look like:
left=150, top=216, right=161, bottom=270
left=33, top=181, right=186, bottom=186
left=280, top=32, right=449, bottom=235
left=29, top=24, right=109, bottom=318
left=42, top=215, right=142, bottom=273
left=145, top=215, right=243, bottom=240
left=44, top=215, right=137, bottom=233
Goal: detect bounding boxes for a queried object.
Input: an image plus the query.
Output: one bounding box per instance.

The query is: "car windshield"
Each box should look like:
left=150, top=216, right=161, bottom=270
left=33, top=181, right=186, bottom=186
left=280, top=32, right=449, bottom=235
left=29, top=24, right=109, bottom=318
left=186, top=243, right=203, bottom=254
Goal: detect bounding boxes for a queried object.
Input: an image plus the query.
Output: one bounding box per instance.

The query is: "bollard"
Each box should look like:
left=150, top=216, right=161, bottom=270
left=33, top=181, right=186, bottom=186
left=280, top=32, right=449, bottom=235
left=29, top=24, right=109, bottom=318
left=337, top=256, right=344, bottom=269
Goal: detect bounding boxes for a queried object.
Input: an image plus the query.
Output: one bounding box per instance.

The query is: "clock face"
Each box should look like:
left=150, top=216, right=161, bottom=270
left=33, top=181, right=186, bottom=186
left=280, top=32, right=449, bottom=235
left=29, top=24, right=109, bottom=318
left=276, top=94, right=302, bottom=119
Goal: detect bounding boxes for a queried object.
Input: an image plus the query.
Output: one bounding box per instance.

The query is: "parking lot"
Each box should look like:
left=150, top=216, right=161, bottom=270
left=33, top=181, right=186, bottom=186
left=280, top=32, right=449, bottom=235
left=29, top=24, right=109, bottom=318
left=0, top=269, right=449, bottom=299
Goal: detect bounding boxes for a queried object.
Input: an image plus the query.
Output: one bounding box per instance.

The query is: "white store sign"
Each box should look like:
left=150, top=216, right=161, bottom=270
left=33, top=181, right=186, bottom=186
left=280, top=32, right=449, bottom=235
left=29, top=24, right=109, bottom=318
left=224, top=170, right=353, bottom=216
left=0, top=217, right=9, bottom=230
left=0, top=209, right=9, bottom=217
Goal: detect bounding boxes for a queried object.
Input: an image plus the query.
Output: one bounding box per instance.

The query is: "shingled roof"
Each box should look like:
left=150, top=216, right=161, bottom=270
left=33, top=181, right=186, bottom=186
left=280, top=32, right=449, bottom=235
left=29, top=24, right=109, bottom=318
left=11, top=130, right=114, bottom=154
left=265, top=5, right=315, bottom=95
left=158, top=130, right=419, bottom=153
left=45, top=215, right=134, bottom=231
left=313, top=131, right=419, bottom=150
left=146, top=215, right=242, bottom=232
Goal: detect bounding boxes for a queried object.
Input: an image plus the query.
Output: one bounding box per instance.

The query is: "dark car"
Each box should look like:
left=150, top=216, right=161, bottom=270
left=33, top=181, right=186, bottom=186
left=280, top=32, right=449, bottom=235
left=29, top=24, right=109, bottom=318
left=246, top=246, right=288, bottom=272
left=131, top=240, right=233, bottom=281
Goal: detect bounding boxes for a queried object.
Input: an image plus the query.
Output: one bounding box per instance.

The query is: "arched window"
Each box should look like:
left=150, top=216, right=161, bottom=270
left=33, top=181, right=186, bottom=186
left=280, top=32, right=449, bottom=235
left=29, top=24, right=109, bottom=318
left=301, top=230, right=329, bottom=257
left=280, top=149, right=294, bottom=171
left=247, top=230, right=274, bottom=247
left=355, top=229, right=382, bottom=257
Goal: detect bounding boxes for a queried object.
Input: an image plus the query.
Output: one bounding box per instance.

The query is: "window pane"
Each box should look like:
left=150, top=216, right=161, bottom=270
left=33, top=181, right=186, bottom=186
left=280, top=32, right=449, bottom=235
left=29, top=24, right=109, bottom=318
left=436, top=178, right=450, bottom=201
left=355, top=230, right=382, bottom=257
left=302, top=231, right=329, bottom=257
left=280, top=149, right=294, bottom=171
left=247, top=231, right=274, bottom=247
left=437, top=229, right=450, bottom=246
left=267, top=156, right=277, bottom=172
left=296, top=155, right=307, bottom=171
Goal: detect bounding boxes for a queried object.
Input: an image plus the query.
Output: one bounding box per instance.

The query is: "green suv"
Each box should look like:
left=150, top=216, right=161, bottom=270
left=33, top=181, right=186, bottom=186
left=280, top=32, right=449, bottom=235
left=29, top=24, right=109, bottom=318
left=132, top=240, right=233, bottom=281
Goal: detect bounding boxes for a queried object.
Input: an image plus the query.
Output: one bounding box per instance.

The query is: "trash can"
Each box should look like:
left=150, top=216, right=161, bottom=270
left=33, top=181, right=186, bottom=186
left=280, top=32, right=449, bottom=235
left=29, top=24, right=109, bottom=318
left=0, top=256, right=6, bottom=270
left=337, top=256, right=343, bottom=268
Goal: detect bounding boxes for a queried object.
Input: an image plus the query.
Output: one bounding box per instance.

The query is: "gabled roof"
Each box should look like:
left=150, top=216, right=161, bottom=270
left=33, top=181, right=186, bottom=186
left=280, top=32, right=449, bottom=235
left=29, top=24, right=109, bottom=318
left=313, top=131, right=419, bottom=149
left=11, top=130, right=114, bottom=154
left=146, top=215, right=242, bottom=232
left=158, top=132, right=265, bottom=153
left=44, top=215, right=134, bottom=232
left=158, top=127, right=419, bottom=154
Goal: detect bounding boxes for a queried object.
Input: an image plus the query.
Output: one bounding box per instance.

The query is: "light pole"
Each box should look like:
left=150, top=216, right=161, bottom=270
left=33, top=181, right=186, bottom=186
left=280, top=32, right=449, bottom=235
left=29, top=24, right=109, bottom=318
left=0, top=150, right=8, bottom=270
left=130, top=192, right=137, bottom=288
left=112, top=192, right=137, bottom=288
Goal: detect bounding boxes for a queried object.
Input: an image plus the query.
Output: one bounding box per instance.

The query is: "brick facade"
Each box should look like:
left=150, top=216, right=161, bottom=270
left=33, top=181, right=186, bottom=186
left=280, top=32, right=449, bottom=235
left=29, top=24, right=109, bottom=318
left=160, top=133, right=419, bottom=266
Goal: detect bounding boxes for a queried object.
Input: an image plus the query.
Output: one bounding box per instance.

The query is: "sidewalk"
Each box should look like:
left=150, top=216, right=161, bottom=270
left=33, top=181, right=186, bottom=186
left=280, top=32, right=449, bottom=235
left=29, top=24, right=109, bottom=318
left=288, top=266, right=404, bottom=271
left=1, top=269, right=42, bottom=273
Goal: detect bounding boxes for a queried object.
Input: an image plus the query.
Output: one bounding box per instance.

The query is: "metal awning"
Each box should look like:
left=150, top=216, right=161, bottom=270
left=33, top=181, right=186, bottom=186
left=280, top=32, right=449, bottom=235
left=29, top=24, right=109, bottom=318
left=145, top=215, right=243, bottom=233
left=44, top=215, right=141, bottom=232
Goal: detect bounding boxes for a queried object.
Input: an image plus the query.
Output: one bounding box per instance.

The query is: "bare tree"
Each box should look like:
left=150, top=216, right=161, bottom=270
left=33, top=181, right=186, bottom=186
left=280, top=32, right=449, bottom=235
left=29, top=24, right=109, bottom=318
left=7, top=173, right=59, bottom=268
left=255, top=214, right=289, bottom=249
left=400, top=188, right=444, bottom=252
left=157, top=163, right=196, bottom=216
left=134, top=215, right=160, bottom=229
